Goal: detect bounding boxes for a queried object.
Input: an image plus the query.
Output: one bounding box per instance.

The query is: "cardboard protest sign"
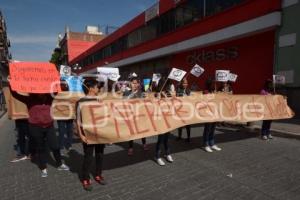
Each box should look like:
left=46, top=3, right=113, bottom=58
left=3, top=87, right=29, bottom=120
left=229, top=73, right=238, bottom=82
left=216, top=70, right=230, bottom=82
left=75, top=93, right=293, bottom=144
left=60, top=65, right=72, bottom=76
left=190, top=64, right=205, bottom=77
left=97, top=67, right=120, bottom=81
left=168, top=68, right=187, bottom=82
left=61, top=76, right=83, bottom=92
left=9, top=62, right=61, bottom=93
left=273, top=75, right=286, bottom=85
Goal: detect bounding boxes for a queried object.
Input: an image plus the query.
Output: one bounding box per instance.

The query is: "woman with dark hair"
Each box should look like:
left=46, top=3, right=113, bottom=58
left=123, top=76, right=148, bottom=156
left=261, top=79, right=274, bottom=140
left=8, top=82, right=69, bottom=177
left=176, top=78, right=192, bottom=142
left=202, top=78, right=222, bottom=153
left=153, top=78, right=174, bottom=166
left=77, top=78, right=107, bottom=191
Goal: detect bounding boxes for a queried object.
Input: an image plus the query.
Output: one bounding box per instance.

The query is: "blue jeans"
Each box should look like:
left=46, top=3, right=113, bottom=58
left=57, top=120, right=74, bottom=150
left=155, top=133, right=170, bottom=159
left=203, top=123, right=216, bottom=146
left=261, top=120, right=272, bottom=136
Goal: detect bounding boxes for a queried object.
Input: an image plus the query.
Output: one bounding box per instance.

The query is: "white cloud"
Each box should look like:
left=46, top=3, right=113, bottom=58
left=9, top=35, right=57, bottom=44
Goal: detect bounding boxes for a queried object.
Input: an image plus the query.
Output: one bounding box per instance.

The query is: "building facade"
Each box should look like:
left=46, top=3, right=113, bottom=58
left=0, top=10, right=11, bottom=87
left=69, top=0, right=299, bottom=115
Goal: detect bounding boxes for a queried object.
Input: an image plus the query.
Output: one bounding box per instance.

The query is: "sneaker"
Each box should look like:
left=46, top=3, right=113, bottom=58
left=41, top=169, right=48, bottom=178
left=156, top=158, right=166, bottom=166
left=10, top=155, right=27, bottom=163
left=211, top=145, right=222, bottom=151
left=95, top=175, right=107, bottom=185
left=128, top=148, right=133, bottom=156
left=204, top=146, right=213, bottom=153
left=82, top=180, right=93, bottom=191
left=267, top=135, right=273, bottom=139
left=57, top=163, right=70, bottom=171
left=143, top=144, right=149, bottom=151
left=262, top=136, right=268, bottom=140
left=165, top=155, right=174, bottom=163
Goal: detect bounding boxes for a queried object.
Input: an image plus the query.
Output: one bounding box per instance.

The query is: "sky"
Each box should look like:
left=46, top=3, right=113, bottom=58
left=0, top=0, right=156, bottom=61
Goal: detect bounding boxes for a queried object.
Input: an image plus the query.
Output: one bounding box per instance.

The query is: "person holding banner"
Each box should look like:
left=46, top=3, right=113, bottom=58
left=8, top=84, right=69, bottom=177
left=261, top=79, right=274, bottom=140
left=76, top=78, right=107, bottom=191
left=218, top=81, right=233, bottom=94
left=123, top=76, right=148, bottom=155
left=176, top=78, right=192, bottom=142
left=202, top=78, right=222, bottom=153
left=153, top=79, right=174, bottom=166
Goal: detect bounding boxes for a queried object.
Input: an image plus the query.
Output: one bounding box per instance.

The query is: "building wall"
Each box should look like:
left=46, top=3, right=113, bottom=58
left=275, top=0, right=300, bottom=117
left=171, top=30, right=275, bottom=94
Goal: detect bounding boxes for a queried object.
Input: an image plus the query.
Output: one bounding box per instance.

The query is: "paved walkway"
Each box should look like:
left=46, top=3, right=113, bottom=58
left=0, top=114, right=299, bottom=200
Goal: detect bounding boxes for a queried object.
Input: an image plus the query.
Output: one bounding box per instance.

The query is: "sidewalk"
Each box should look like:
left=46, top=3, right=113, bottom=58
left=252, top=119, right=300, bottom=140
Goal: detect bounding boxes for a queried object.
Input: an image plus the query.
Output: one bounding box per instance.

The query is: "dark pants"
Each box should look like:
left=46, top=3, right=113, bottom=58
left=128, top=138, right=146, bottom=148
left=29, top=124, right=62, bottom=170
left=57, top=120, right=74, bottom=150
left=203, top=123, right=216, bottom=146
left=178, top=125, right=191, bottom=140
left=261, top=120, right=272, bottom=136
left=155, top=133, right=170, bottom=159
left=81, top=143, right=105, bottom=180
left=15, top=119, right=34, bottom=156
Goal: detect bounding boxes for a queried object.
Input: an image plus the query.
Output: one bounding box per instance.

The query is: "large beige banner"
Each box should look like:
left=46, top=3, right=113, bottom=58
left=3, top=87, right=294, bottom=144
left=76, top=93, right=294, bottom=144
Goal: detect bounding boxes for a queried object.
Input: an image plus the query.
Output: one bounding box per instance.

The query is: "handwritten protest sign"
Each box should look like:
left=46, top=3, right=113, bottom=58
left=9, top=62, right=61, bottom=93
left=5, top=88, right=294, bottom=144
left=60, top=65, right=72, bottom=76
left=61, top=76, right=83, bottom=92
left=273, top=75, right=286, bottom=85
left=97, top=67, right=120, bottom=81
left=229, top=73, right=238, bottom=82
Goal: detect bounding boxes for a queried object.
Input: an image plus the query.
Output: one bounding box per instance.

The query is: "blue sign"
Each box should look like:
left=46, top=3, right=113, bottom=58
left=61, top=76, right=83, bottom=92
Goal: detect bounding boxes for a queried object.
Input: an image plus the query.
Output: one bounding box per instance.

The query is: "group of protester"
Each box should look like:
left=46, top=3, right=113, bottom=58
left=8, top=74, right=274, bottom=191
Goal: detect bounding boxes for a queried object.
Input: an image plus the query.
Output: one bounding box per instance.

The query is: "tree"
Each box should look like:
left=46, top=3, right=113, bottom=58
left=50, top=48, right=62, bottom=69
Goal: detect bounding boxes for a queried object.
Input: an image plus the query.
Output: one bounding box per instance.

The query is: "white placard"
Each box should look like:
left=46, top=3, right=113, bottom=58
left=228, top=73, right=238, bottom=82
left=168, top=68, right=187, bottom=82
left=190, top=64, right=205, bottom=77
left=152, top=73, right=161, bottom=84
left=216, top=70, right=230, bottom=82
left=273, top=75, right=286, bottom=84
left=97, top=67, right=120, bottom=81
left=60, top=65, right=71, bottom=76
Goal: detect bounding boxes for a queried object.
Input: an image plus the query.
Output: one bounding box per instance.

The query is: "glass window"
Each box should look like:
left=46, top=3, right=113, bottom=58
left=205, top=0, right=244, bottom=16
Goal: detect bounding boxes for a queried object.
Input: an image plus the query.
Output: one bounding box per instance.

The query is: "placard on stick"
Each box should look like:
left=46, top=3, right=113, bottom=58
left=9, top=62, right=61, bottom=93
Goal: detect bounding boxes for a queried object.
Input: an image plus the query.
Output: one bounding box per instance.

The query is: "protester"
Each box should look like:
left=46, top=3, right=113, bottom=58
left=218, top=81, right=233, bottom=94
left=153, top=79, right=174, bottom=166
left=57, top=80, right=74, bottom=155
left=123, top=76, right=148, bottom=156
left=10, top=119, right=33, bottom=162
left=76, top=78, right=107, bottom=191
left=9, top=78, right=69, bottom=177
left=261, top=79, right=274, bottom=140
left=176, top=78, right=192, bottom=142
left=202, top=78, right=222, bottom=153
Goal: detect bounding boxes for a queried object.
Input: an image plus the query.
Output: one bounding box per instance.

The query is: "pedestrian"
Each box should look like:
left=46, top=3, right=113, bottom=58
left=261, top=79, right=274, bottom=140
left=9, top=79, right=69, bottom=177
left=76, top=78, right=107, bottom=191
left=153, top=79, right=174, bottom=166
left=123, top=76, right=148, bottom=156
left=57, top=80, right=74, bottom=155
left=202, top=78, right=222, bottom=153
left=218, top=81, right=233, bottom=94
left=176, top=78, right=192, bottom=142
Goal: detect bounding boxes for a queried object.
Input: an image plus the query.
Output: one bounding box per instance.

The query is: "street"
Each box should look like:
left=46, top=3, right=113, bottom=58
left=0, top=115, right=299, bottom=200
